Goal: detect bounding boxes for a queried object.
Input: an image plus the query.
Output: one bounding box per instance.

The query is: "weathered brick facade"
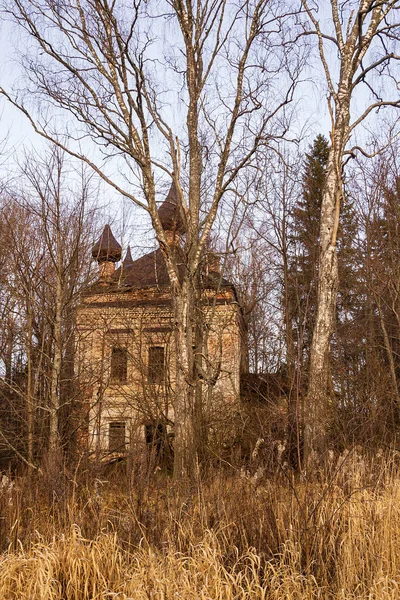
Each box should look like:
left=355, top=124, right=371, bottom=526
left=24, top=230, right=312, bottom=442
left=76, top=188, right=247, bottom=461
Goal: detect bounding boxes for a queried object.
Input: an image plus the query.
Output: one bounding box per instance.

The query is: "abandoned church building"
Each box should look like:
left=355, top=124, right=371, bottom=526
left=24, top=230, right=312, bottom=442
left=76, top=184, right=248, bottom=461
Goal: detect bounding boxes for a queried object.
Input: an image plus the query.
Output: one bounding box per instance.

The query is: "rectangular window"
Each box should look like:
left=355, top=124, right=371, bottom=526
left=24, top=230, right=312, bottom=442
left=108, top=421, right=126, bottom=453
left=110, top=347, right=127, bottom=382
left=147, top=346, right=165, bottom=384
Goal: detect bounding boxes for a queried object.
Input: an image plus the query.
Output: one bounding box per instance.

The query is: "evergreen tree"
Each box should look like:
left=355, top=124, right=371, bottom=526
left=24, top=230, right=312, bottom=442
left=367, top=174, right=400, bottom=428
left=287, top=135, right=360, bottom=462
left=284, top=135, right=329, bottom=468
left=289, top=134, right=330, bottom=378
left=289, top=134, right=359, bottom=378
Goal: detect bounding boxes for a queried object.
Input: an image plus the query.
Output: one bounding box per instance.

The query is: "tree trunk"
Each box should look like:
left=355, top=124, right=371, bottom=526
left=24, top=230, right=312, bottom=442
left=305, top=96, right=350, bottom=466
left=193, top=290, right=206, bottom=465
left=48, top=234, right=63, bottom=453
left=173, top=280, right=196, bottom=481
left=282, top=230, right=300, bottom=468
left=376, top=298, right=400, bottom=413
left=26, top=310, right=34, bottom=467
left=304, top=239, right=338, bottom=464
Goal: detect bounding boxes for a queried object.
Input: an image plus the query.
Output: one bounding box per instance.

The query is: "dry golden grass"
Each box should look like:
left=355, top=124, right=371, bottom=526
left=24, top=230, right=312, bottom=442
left=1, top=453, right=400, bottom=599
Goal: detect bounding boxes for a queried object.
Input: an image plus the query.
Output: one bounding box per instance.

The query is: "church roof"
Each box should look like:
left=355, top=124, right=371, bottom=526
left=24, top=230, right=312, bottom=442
left=92, top=224, right=122, bottom=263
left=122, top=246, right=134, bottom=268
left=115, top=248, right=181, bottom=288
left=113, top=247, right=231, bottom=290
left=89, top=211, right=232, bottom=295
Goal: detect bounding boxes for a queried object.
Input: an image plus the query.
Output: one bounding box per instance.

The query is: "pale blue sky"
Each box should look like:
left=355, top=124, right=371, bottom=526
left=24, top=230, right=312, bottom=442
left=0, top=0, right=398, bottom=256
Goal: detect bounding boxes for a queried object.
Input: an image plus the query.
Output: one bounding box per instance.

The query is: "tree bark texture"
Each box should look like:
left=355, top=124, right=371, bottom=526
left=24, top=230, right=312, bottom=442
left=172, top=280, right=196, bottom=481
left=305, top=96, right=350, bottom=465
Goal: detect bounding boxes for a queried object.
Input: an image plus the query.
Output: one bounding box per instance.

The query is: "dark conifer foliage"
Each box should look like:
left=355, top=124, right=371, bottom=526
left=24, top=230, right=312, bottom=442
left=289, top=134, right=330, bottom=379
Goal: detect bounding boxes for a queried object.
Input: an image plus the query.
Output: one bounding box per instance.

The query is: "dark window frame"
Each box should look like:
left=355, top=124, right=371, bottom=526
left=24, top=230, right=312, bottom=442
left=147, top=345, right=165, bottom=385
left=108, top=421, right=126, bottom=453
left=110, top=346, right=128, bottom=383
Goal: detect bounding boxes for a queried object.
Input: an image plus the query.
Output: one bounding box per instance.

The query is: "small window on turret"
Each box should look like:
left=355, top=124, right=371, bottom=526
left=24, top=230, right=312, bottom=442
left=110, top=347, right=127, bottom=382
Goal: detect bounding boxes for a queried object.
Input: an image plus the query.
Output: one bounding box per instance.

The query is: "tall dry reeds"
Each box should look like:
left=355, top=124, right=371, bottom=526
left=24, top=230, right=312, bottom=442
left=0, top=450, right=400, bottom=598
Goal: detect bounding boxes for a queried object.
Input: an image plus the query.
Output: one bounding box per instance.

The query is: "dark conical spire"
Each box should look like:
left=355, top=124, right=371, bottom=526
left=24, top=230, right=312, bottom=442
left=158, top=181, right=186, bottom=234
left=92, top=224, right=122, bottom=263
left=122, top=246, right=134, bottom=267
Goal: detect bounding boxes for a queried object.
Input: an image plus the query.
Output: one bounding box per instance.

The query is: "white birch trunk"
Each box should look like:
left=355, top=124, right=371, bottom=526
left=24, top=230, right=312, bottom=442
left=305, top=91, right=350, bottom=466
left=302, top=0, right=396, bottom=468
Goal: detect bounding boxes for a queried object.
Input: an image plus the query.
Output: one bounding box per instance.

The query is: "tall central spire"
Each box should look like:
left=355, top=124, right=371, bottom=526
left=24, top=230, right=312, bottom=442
left=158, top=181, right=186, bottom=244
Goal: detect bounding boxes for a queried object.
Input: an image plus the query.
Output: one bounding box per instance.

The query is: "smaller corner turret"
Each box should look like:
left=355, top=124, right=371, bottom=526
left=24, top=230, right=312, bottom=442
left=92, top=224, right=122, bottom=283
left=122, top=246, right=134, bottom=268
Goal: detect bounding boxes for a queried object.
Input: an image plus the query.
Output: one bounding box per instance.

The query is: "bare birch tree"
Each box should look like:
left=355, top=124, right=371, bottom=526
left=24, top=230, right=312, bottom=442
left=301, top=0, right=400, bottom=466
left=18, top=146, right=96, bottom=458
left=1, top=0, right=303, bottom=479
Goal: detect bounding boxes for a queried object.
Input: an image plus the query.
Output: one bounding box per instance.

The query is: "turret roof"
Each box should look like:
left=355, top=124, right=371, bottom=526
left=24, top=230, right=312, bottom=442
left=122, top=246, right=134, bottom=268
left=158, top=181, right=186, bottom=234
left=92, top=224, right=122, bottom=263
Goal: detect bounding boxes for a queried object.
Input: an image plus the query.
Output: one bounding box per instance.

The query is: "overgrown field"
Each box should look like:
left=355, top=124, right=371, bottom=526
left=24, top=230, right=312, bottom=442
left=1, top=451, right=400, bottom=599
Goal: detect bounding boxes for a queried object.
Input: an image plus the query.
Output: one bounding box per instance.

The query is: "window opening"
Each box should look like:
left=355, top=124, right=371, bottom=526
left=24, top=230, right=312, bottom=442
left=109, top=421, right=126, bottom=453
left=110, top=347, right=127, bottom=382
left=147, top=346, right=165, bottom=384
left=145, top=422, right=165, bottom=458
